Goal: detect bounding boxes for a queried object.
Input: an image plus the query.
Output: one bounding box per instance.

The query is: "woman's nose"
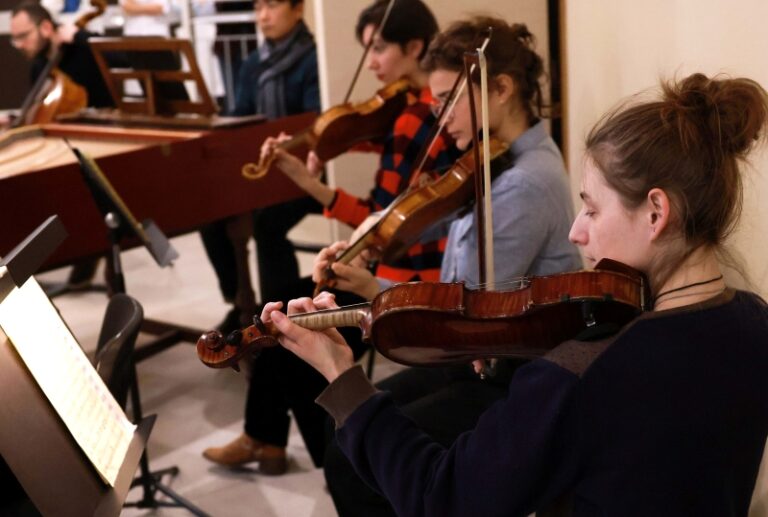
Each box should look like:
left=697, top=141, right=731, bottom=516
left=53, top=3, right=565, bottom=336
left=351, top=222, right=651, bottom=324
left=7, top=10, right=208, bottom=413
left=568, top=218, right=586, bottom=245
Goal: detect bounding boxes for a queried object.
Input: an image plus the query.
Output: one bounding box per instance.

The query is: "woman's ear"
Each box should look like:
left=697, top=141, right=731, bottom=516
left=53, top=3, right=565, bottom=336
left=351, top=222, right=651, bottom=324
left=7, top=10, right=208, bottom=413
left=492, top=73, right=516, bottom=105
left=647, top=187, right=672, bottom=241
left=404, top=39, right=424, bottom=60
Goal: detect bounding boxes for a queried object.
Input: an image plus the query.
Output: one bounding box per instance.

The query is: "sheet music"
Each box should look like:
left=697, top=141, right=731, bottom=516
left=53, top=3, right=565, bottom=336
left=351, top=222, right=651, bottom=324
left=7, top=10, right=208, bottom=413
left=0, top=276, right=136, bottom=486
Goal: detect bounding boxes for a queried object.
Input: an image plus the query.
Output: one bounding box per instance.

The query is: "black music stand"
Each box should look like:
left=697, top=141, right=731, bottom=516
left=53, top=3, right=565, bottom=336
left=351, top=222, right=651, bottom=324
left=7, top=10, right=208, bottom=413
left=0, top=216, right=155, bottom=517
left=69, top=145, right=210, bottom=516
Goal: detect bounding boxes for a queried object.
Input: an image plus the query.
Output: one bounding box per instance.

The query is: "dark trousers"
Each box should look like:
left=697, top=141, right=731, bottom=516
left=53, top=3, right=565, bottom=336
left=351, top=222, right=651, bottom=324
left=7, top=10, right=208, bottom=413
left=199, top=196, right=323, bottom=303
left=323, top=360, right=525, bottom=517
left=243, top=276, right=369, bottom=467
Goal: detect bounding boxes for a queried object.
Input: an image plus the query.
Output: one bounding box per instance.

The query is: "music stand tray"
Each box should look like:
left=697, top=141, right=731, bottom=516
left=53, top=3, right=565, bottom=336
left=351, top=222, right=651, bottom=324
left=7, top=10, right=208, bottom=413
left=0, top=216, right=154, bottom=517
left=75, top=37, right=264, bottom=129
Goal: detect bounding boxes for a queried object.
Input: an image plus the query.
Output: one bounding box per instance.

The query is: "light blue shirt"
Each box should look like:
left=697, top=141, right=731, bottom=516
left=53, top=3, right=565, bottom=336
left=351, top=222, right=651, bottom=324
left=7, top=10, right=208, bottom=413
left=440, top=120, right=582, bottom=286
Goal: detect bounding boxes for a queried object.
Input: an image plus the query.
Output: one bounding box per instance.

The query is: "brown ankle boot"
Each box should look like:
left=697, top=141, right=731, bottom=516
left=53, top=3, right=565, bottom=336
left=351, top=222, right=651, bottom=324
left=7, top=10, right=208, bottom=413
left=202, top=433, right=287, bottom=475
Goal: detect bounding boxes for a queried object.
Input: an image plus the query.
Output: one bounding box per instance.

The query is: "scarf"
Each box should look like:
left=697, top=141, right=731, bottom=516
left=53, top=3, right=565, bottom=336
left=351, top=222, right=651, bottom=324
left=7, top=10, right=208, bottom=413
left=255, top=20, right=315, bottom=119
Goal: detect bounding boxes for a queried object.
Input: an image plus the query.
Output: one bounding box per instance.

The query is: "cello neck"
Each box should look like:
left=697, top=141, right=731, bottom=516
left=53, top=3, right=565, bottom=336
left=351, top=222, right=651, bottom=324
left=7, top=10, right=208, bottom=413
left=12, top=51, right=63, bottom=128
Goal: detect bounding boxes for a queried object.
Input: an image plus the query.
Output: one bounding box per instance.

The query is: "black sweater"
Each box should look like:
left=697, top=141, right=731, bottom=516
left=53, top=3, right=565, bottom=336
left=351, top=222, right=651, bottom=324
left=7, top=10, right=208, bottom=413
left=318, top=289, right=768, bottom=516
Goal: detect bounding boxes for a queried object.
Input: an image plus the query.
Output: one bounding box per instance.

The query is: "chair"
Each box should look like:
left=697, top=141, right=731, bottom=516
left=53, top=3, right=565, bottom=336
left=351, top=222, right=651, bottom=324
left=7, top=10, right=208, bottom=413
left=95, top=293, right=143, bottom=408
left=94, top=293, right=209, bottom=516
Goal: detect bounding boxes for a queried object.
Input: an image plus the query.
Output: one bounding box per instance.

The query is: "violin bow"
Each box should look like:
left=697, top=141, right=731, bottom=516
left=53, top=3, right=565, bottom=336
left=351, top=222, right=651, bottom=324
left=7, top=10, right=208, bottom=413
left=464, top=42, right=495, bottom=290
left=464, top=40, right=499, bottom=379
left=343, top=0, right=397, bottom=103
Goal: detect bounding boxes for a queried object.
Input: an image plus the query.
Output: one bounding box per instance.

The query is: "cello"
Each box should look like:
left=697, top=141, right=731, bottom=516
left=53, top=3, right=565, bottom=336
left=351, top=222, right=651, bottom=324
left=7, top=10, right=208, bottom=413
left=11, top=0, right=106, bottom=128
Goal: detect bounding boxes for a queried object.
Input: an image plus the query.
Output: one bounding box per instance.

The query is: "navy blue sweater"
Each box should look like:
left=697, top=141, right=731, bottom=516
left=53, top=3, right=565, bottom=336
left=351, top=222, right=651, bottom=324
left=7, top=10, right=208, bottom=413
left=318, top=289, right=768, bottom=516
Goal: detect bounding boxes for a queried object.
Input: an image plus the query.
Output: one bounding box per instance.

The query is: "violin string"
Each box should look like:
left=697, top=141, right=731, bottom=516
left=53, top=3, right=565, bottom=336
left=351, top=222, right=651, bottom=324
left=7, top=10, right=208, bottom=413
left=466, top=277, right=530, bottom=291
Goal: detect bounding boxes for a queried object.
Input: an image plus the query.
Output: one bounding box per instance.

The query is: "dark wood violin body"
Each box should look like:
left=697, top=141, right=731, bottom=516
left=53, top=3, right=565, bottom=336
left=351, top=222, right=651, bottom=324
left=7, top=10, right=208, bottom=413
left=369, top=263, right=645, bottom=365
left=197, top=259, right=648, bottom=369
left=242, top=78, right=412, bottom=179
left=314, top=138, right=509, bottom=294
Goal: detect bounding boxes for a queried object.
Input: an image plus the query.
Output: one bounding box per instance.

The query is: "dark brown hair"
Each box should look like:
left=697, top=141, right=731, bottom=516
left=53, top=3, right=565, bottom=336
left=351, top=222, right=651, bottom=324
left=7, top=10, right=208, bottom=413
left=587, top=73, right=768, bottom=286
left=355, top=0, right=438, bottom=60
left=12, top=1, right=55, bottom=26
left=421, top=17, right=545, bottom=122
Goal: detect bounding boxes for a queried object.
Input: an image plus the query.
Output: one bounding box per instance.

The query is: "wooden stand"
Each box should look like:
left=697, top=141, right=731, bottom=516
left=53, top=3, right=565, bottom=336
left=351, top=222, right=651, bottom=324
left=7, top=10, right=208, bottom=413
left=89, top=37, right=218, bottom=118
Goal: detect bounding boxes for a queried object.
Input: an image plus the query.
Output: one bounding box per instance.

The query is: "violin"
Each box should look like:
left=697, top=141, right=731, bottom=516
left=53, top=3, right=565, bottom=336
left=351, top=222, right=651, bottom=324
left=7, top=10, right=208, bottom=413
left=242, top=78, right=412, bottom=180
left=314, top=138, right=510, bottom=295
left=12, top=0, right=105, bottom=129
left=197, top=259, right=648, bottom=370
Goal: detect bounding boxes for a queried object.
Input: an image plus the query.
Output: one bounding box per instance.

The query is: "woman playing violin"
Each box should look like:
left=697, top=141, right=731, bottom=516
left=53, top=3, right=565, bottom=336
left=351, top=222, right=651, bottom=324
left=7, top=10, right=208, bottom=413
left=202, top=0, right=457, bottom=475
left=262, top=73, right=768, bottom=516
left=261, top=0, right=460, bottom=285
left=313, top=17, right=582, bottom=516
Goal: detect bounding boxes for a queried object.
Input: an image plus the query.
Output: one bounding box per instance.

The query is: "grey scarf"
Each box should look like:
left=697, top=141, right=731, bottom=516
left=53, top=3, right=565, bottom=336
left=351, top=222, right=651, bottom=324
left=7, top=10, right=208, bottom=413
left=255, top=20, right=315, bottom=119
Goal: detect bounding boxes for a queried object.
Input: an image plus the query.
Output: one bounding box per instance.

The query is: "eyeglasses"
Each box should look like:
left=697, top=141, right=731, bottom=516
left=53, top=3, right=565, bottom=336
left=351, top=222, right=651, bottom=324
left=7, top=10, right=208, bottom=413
left=429, top=88, right=466, bottom=121
left=9, top=28, right=35, bottom=47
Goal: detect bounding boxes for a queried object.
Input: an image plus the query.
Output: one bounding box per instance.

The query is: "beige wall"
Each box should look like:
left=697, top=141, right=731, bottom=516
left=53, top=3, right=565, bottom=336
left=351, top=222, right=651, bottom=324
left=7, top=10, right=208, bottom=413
left=565, top=1, right=768, bottom=514
left=565, top=0, right=768, bottom=297
left=311, top=0, right=550, bottom=238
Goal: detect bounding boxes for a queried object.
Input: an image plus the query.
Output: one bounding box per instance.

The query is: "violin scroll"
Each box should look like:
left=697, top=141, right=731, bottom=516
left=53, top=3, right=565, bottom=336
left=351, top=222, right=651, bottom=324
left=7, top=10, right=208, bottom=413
left=241, top=79, right=412, bottom=181
left=242, top=161, right=271, bottom=180
left=196, top=319, right=281, bottom=370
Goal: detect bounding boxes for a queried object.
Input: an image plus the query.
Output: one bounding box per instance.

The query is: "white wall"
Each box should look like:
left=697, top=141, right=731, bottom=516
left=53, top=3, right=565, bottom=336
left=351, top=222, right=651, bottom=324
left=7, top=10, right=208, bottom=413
left=565, top=1, right=768, bottom=513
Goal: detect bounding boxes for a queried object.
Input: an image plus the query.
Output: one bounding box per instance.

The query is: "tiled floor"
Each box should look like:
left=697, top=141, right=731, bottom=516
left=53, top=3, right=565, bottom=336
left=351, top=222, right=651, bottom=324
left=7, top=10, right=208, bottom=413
left=39, top=218, right=402, bottom=517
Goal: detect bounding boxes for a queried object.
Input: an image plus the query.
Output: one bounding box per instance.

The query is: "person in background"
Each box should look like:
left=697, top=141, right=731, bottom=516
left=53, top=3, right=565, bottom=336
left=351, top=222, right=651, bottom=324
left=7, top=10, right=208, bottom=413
left=10, top=1, right=114, bottom=112
left=198, top=0, right=322, bottom=476
left=265, top=72, right=768, bottom=516
left=120, top=0, right=177, bottom=37
left=10, top=1, right=115, bottom=295
left=199, top=0, right=320, bottom=335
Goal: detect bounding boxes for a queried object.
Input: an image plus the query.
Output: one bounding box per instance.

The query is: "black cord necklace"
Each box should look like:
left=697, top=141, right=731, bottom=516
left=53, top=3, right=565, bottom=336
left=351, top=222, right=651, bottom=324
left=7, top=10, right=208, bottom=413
left=652, top=274, right=724, bottom=305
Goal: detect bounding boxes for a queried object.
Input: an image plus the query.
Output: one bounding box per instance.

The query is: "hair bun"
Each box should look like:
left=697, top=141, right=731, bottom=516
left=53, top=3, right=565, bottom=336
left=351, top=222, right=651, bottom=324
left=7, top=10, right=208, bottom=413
left=508, top=23, right=534, bottom=48
left=663, top=73, right=768, bottom=156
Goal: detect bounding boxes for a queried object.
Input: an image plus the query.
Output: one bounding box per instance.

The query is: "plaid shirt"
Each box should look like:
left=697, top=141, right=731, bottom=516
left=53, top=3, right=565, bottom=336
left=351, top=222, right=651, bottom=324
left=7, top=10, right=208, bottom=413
left=325, top=87, right=461, bottom=282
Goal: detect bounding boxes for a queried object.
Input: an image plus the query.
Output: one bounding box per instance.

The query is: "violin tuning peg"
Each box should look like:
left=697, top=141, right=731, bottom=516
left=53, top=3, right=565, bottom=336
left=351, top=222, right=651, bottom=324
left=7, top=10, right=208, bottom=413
left=225, top=329, right=243, bottom=346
